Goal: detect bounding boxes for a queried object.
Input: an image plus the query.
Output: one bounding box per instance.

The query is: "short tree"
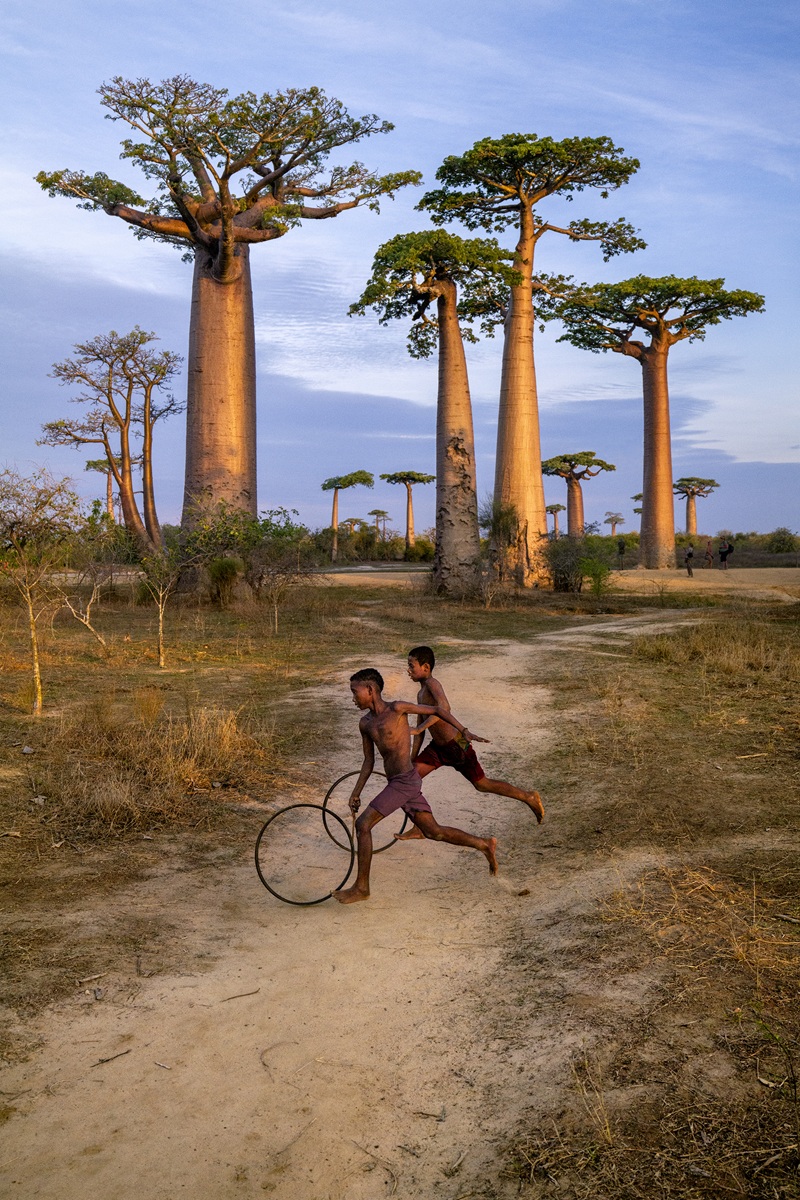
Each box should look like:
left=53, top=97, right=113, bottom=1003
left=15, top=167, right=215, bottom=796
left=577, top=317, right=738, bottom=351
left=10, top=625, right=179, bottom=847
left=380, top=471, right=435, bottom=553
left=555, top=277, right=764, bottom=567
left=321, top=472, right=374, bottom=562
left=541, top=452, right=616, bottom=537
left=368, top=509, right=389, bottom=540
left=38, top=76, right=420, bottom=523
left=604, top=511, right=625, bottom=537
left=546, top=503, right=566, bottom=537
left=673, top=477, right=719, bottom=536
left=0, top=469, right=82, bottom=714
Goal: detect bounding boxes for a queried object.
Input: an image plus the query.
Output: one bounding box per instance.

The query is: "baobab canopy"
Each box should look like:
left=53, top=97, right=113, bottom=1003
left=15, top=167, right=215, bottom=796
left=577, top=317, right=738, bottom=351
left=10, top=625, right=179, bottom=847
left=37, top=77, right=421, bottom=525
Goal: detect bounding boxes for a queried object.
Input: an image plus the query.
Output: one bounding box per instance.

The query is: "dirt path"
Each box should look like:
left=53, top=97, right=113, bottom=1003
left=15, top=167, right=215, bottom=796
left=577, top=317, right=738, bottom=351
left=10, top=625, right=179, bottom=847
left=0, top=616, right=716, bottom=1197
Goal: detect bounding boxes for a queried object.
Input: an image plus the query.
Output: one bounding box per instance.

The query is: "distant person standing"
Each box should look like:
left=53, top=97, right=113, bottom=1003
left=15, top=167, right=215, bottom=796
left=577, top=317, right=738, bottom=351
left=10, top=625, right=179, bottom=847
left=704, top=540, right=714, bottom=569
left=719, top=538, right=731, bottom=570
left=617, top=537, right=626, bottom=570
left=684, top=543, right=694, bottom=577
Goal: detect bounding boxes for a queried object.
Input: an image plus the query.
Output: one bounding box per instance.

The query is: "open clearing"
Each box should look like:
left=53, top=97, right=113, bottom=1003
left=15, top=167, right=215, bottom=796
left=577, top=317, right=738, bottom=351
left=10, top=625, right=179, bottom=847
left=1, top=572, right=798, bottom=1198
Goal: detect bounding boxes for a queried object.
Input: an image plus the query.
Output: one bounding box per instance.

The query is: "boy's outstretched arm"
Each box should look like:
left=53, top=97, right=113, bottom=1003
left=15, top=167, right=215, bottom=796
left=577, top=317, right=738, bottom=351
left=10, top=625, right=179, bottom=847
left=348, top=729, right=375, bottom=814
left=394, top=701, right=489, bottom=744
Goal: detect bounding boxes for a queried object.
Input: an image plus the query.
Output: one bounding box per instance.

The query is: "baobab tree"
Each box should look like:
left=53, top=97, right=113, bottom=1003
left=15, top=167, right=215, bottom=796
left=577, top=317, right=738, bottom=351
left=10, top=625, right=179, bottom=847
left=38, top=76, right=420, bottom=524
left=673, top=477, right=719, bottom=536
left=541, top=452, right=616, bottom=537
left=419, top=134, right=644, bottom=584
left=555, top=276, right=764, bottom=568
left=546, top=503, right=566, bottom=537
left=321, top=471, right=374, bottom=562
left=632, top=493, right=643, bottom=516
left=351, top=229, right=517, bottom=593
left=85, top=458, right=117, bottom=520
left=604, top=512, right=625, bottom=536
left=368, top=509, right=389, bottom=540
left=380, top=471, right=435, bottom=552
left=40, top=329, right=182, bottom=553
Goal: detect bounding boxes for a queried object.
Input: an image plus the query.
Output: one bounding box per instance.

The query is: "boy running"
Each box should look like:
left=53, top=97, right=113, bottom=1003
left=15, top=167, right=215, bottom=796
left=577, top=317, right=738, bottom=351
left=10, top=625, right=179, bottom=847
left=334, top=668, right=498, bottom=904
left=397, top=645, right=544, bottom=840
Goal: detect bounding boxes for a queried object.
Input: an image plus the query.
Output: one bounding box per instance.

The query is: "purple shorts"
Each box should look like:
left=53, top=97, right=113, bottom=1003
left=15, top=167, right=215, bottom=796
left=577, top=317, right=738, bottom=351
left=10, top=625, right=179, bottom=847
left=367, top=768, right=433, bottom=818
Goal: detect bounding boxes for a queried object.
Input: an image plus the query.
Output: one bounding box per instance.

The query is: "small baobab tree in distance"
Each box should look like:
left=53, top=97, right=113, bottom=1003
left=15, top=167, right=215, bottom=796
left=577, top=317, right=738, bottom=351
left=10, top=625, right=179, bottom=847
left=541, top=452, right=616, bottom=538
left=85, top=457, right=118, bottom=520
left=0, top=469, right=81, bottom=714
left=351, top=229, right=517, bottom=593
left=40, top=328, right=183, bottom=553
left=321, top=471, right=374, bottom=562
left=546, top=503, right=566, bottom=537
left=555, top=276, right=764, bottom=567
left=380, top=471, right=435, bottom=553
left=38, top=76, right=420, bottom=524
left=368, top=509, right=389, bottom=540
left=604, top=511, right=625, bottom=537
left=673, top=477, right=719, bottom=536
left=418, top=133, right=644, bottom=584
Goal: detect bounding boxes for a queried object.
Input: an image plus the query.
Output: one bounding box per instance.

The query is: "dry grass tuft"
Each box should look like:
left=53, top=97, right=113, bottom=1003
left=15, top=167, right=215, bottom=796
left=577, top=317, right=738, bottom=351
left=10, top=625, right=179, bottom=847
left=632, top=617, right=800, bottom=683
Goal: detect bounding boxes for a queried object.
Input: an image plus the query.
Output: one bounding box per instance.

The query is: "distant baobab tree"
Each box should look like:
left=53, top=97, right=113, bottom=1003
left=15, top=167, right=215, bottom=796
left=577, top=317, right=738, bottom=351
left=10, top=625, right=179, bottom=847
left=631, top=493, right=643, bottom=516
left=673, top=477, right=719, bottom=536
left=368, top=509, right=389, bottom=540
left=352, top=230, right=516, bottom=593
left=418, top=134, right=644, bottom=584
left=541, top=452, right=616, bottom=538
left=38, top=76, right=420, bottom=525
left=555, top=276, right=764, bottom=568
left=321, top=471, right=374, bottom=562
left=604, top=511, right=625, bottom=536
left=85, top=458, right=118, bottom=520
left=546, top=503, right=566, bottom=537
left=380, top=471, right=435, bottom=552
left=40, top=329, right=182, bottom=553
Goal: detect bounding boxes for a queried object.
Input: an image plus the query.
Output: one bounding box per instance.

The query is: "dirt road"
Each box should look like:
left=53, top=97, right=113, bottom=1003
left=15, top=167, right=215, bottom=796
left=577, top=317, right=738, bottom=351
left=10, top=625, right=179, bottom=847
left=0, top=615, right=743, bottom=1197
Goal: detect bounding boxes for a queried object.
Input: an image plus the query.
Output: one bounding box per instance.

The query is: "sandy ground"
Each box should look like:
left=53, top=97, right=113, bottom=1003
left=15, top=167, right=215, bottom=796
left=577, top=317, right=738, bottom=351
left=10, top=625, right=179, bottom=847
left=0, top=599, right=789, bottom=1198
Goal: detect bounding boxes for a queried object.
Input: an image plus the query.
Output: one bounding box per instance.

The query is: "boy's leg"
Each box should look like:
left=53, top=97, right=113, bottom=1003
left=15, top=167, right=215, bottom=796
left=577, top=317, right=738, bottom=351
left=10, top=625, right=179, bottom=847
left=411, top=811, right=498, bottom=874
left=473, top=775, right=544, bottom=823
left=334, top=807, right=384, bottom=904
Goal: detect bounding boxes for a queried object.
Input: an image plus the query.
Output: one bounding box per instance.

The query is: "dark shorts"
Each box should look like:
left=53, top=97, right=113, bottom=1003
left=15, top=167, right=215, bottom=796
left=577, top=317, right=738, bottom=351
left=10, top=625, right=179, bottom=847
left=367, top=768, right=433, bottom=818
left=415, top=738, right=486, bottom=785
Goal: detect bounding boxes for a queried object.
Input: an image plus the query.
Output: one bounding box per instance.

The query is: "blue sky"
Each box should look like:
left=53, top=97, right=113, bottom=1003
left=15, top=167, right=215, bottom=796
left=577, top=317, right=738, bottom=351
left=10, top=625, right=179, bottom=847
left=1, top=0, right=798, bottom=536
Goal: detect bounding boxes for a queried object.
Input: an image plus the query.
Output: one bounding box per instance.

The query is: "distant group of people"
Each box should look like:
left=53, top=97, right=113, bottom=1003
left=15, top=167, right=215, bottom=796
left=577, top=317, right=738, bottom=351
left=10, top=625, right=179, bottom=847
left=684, top=537, right=734, bottom=576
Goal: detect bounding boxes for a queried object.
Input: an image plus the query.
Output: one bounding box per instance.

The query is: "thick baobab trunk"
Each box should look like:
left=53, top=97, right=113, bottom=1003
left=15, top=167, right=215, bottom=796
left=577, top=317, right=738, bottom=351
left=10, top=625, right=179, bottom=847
left=433, top=285, right=480, bottom=594
left=181, top=245, right=257, bottom=526
left=685, top=494, right=697, bottom=536
left=494, top=208, right=547, bottom=585
left=404, top=483, right=415, bottom=550
left=639, top=350, right=676, bottom=568
left=330, top=489, right=340, bottom=562
left=566, top=477, right=585, bottom=537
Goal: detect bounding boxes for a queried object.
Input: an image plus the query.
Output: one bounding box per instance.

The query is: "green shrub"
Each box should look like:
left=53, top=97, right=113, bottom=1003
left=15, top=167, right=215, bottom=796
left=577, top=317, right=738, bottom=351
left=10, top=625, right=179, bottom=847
left=208, top=557, right=243, bottom=607
left=406, top=537, right=435, bottom=562
left=765, top=527, right=799, bottom=554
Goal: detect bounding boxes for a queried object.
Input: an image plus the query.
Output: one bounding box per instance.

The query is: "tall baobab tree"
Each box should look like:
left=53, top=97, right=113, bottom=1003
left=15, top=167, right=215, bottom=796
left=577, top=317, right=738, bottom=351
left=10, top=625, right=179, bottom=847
left=352, top=230, right=517, bottom=593
left=419, top=134, right=644, bottom=584
left=604, top=512, right=625, bottom=536
left=321, top=471, right=374, bottom=562
left=555, top=277, right=763, bottom=567
left=38, top=76, right=420, bottom=524
left=546, top=503, right=565, bottom=537
left=673, top=477, right=719, bottom=536
left=380, top=471, right=435, bottom=552
left=368, top=509, right=389, bottom=540
left=541, top=452, right=616, bottom=537
left=40, top=329, right=182, bottom=553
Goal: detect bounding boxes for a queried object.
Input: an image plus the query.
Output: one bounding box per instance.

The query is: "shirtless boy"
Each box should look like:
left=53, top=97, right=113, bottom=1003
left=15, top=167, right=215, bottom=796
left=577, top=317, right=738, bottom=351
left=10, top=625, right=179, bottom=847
left=397, top=645, right=544, bottom=840
left=334, top=668, right=498, bottom=904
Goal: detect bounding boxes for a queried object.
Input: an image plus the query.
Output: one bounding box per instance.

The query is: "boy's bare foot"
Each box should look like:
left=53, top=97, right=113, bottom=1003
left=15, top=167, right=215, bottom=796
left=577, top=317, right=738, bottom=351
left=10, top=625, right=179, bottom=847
left=396, top=827, right=424, bottom=841
left=526, top=791, right=545, bottom=823
left=483, top=837, right=498, bottom=875
left=333, top=885, right=370, bottom=904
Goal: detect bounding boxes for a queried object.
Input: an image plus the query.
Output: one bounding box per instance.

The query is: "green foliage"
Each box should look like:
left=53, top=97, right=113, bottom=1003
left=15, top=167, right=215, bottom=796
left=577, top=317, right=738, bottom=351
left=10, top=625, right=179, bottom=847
left=321, top=471, right=374, bottom=492
left=673, top=476, right=720, bottom=497
left=207, top=557, right=243, bottom=608
left=542, top=451, right=616, bottom=479
left=766, top=527, right=799, bottom=554
left=405, top=538, right=435, bottom=562
left=543, top=535, right=614, bottom=593
left=37, top=76, right=421, bottom=259
left=418, top=134, right=644, bottom=261
left=556, top=276, right=765, bottom=354
left=350, top=229, right=520, bottom=358
left=380, top=471, right=435, bottom=487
